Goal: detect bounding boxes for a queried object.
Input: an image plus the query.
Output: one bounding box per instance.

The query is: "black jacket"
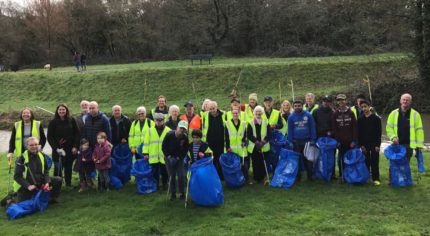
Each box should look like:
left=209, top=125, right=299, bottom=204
left=162, top=130, right=189, bottom=159
left=206, top=110, right=225, bottom=149
left=109, top=115, right=131, bottom=146
left=312, top=106, right=334, bottom=138
left=14, top=152, right=50, bottom=189
left=358, top=113, right=382, bottom=147
left=9, top=120, right=46, bottom=154
left=47, top=117, right=80, bottom=152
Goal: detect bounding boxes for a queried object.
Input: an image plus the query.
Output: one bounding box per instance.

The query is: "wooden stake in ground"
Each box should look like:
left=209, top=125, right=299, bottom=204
left=289, top=80, right=295, bottom=101
left=363, top=75, right=372, bottom=104
left=143, top=79, right=148, bottom=105
left=192, top=81, right=197, bottom=101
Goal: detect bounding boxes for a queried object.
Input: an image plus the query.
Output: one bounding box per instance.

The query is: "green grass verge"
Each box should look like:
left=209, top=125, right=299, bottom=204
left=0, top=53, right=412, bottom=118
left=0, top=153, right=429, bottom=235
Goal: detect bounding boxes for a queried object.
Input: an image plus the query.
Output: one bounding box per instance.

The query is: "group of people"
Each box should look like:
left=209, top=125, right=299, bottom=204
left=72, top=51, right=87, bottom=72
left=5, top=92, right=425, bottom=204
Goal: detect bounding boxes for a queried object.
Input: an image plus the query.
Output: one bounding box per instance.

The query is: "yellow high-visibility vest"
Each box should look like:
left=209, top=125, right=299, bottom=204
left=226, top=119, right=247, bottom=158
left=386, top=108, right=424, bottom=149
left=14, top=120, right=41, bottom=157
left=247, top=118, right=270, bottom=153
left=128, top=119, right=153, bottom=149
left=144, top=125, right=170, bottom=164
left=13, top=150, right=45, bottom=192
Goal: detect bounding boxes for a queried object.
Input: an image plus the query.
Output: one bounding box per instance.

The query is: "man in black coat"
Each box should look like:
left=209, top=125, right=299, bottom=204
left=109, top=105, right=131, bottom=147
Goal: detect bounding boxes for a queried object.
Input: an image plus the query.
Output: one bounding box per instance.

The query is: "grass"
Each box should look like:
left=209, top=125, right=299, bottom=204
left=0, top=53, right=413, bottom=118
left=0, top=152, right=429, bottom=235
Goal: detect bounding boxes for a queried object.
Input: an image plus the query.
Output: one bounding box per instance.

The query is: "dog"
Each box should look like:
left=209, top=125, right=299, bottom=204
left=44, top=64, right=52, bottom=70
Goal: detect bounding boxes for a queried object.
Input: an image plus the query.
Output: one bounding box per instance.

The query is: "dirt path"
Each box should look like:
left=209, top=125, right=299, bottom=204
left=0, top=129, right=52, bottom=154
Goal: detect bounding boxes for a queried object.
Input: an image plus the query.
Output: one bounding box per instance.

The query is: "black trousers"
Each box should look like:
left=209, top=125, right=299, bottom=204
left=242, top=156, right=250, bottom=181
left=209, top=144, right=224, bottom=180
left=54, top=153, right=76, bottom=187
left=151, top=163, right=168, bottom=188
left=294, top=143, right=313, bottom=181
left=337, top=143, right=350, bottom=178
left=251, top=150, right=269, bottom=182
left=363, top=146, right=380, bottom=181
left=165, top=157, right=185, bottom=195
left=16, top=176, right=62, bottom=202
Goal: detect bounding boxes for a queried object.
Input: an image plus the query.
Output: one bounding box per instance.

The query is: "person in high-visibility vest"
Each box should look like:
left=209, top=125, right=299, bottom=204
left=8, top=108, right=47, bottom=163
left=225, top=108, right=249, bottom=182
left=279, top=100, right=293, bottom=136
left=14, top=137, right=62, bottom=203
left=148, top=95, right=169, bottom=122
left=244, top=93, right=258, bottom=124
left=143, top=113, right=170, bottom=189
left=262, top=96, right=283, bottom=172
left=246, top=105, right=271, bottom=184
left=304, top=93, right=319, bottom=114
left=179, top=101, right=201, bottom=143
left=165, top=105, right=180, bottom=130
left=200, top=99, right=211, bottom=126
left=386, top=93, right=425, bottom=162
left=225, top=97, right=246, bottom=121
left=202, top=101, right=225, bottom=179
left=351, top=94, right=366, bottom=120
left=128, top=106, right=154, bottom=158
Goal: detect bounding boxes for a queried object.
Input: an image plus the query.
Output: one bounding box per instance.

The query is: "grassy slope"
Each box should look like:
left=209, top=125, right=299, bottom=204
left=0, top=53, right=411, bottom=118
left=0, top=153, right=429, bottom=235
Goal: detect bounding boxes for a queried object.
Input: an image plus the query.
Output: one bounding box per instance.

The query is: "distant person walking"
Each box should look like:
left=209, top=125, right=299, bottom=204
left=80, top=53, right=87, bottom=71
left=73, top=51, right=81, bottom=72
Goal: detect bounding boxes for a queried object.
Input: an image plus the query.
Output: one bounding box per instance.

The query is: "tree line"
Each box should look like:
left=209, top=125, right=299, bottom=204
left=0, top=0, right=426, bottom=72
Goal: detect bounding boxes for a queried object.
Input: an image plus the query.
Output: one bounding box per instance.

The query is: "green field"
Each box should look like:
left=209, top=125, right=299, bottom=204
left=0, top=53, right=413, bottom=119
left=0, top=153, right=429, bottom=235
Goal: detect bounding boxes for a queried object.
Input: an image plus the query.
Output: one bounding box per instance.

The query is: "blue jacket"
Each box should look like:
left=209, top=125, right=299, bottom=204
left=82, top=112, right=112, bottom=147
left=287, top=110, right=317, bottom=143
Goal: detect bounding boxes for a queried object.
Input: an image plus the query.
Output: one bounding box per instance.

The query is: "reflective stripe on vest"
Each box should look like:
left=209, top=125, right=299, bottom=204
left=128, top=119, right=153, bottom=148
left=386, top=108, right=424, bottom=149
left=245, top=104, right=254, bottom=124
left=146, top=126, right=170, bottom=164
left=226, top=119, right=247, bottom=158
left=13, top=151, right=45, bottom=192
left=247, top=118, right=270, bottom=153
left=14, top=120, right=41, bottom=157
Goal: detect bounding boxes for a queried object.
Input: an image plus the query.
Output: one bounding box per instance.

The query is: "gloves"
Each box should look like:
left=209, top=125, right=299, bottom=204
left=131, top=147, right=137, bottom=154
left=392, top=137, right=399, bottom=145
left=227, top=148, right=232, bottom=153
left=56, top=148, right=66, bottom=157
left=144, top=155, right=149, bottom=160
left=7, top=153, right=13, bottom=163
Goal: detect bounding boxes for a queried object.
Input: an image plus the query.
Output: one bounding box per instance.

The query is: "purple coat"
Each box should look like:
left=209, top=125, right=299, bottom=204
left=74, top=149, right=95, bottom=173
left=92, top=141, right=112, bottom=170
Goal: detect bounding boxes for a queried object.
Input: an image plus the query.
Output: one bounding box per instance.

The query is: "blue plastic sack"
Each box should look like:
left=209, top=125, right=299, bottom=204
left=130, top=159, right=157, bottom=194
left=270, top=149, right=300, bottom=189
left=32, top=190, right=51, bottom=212
left=110, top=144, right=133, bottom=187
left=343, top=148, right=369, bottom=184
left=313, top=137, right=337, bottom=182
left=6, top=200, right=34, bottom=220
left=110, top=174, right=124, bottom=190
left=189, top=157, right=224, bottom=206
left=384, top=144, right=413, bottom=187
left=416, top=150, right=426, bottom=173
left=45, top=155, right=53, bottom=170
left=6, top=190, right=51, bottom=220
left=219, top=152, right=245, bottom=188
left=268, top=130, right=288, bottom=173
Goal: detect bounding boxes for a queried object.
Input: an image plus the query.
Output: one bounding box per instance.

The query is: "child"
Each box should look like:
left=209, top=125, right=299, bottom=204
left=188, top=129, right=211, bottom=164
left=357, top=100, right=382, bottom=186
left=92, top=132, right=112, bottom=191
left=74, top=139, right=95, bottom=192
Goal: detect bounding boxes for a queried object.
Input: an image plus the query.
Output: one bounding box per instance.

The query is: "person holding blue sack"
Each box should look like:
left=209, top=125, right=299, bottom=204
left=74, top=138, right=95, bottom=192
left=287, top=100, right=317, bottom=182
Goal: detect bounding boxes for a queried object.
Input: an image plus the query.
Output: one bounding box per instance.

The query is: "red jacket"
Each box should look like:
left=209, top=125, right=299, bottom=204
left=92, top=141, right=112, bottom=170
left=331, top=107, right=358, bottom=145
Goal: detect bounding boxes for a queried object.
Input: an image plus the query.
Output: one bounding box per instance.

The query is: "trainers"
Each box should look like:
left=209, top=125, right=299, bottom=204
left=78, top=187, right=86, bottom=193
left=373, top=180, right=381, bottom=186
